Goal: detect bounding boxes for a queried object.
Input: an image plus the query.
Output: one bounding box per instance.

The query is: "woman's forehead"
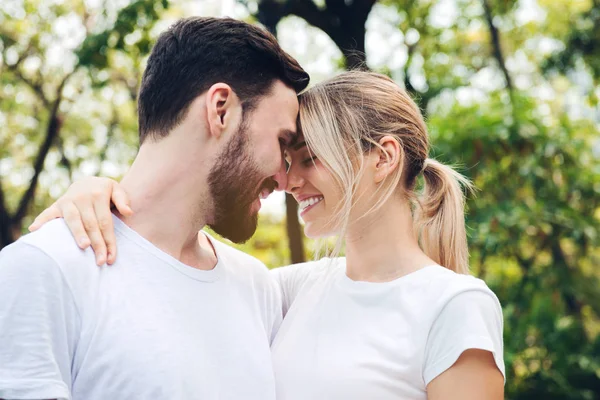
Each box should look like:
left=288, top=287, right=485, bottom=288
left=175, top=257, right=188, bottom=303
left=288, top=135, right=308, bottom=153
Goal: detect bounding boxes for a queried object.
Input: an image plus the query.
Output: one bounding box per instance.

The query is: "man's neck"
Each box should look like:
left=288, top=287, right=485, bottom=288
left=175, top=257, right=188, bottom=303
left=117, top=143, right=218, bottom=270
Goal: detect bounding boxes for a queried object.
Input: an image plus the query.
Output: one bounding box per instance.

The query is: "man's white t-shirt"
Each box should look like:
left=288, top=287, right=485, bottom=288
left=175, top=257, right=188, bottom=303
left=0, top=216, right=282, bottom=400
left=271, top=258, right=505, bottom=400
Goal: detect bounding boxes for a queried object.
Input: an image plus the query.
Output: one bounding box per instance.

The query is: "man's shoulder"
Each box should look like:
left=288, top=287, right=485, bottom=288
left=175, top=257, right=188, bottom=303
left=0, top=220, right=99, bottom=309
left=14, top=219, right=103, bottom=295
left=212, top=239, right=267, bottom=269
left=19, top=218, right=96, bottom=266
left=206, top=235, right=275, bottom=280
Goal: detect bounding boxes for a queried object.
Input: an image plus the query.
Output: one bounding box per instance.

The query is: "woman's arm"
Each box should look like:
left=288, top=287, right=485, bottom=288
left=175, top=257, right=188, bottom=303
left=427, top=349, right=504, bottom=400
left=29, top=177, right=132, bottom=265
left=423, top=286, right=505, bottom=399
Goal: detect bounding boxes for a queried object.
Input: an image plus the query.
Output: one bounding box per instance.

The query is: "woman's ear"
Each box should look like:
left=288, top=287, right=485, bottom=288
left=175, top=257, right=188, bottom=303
left=205, top=83, right=240, bottom=139
left=373, top=135, right=403, bottom=183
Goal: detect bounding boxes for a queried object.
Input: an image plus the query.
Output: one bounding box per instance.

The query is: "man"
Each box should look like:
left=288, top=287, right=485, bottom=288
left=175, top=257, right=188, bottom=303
left=0, top=16, right=309, bottom=400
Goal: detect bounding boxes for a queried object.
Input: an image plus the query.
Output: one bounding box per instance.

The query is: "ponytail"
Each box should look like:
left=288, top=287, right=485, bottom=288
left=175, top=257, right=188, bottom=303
left=413, top=158, right=473, bottom=274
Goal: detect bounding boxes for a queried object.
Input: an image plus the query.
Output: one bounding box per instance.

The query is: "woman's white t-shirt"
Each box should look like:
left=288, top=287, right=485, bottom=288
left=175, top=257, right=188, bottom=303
left=271, top=258, right=505, bottom=400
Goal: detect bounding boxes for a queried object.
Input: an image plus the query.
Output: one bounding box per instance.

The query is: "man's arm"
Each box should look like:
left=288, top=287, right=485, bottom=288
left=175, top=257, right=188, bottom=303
left=0, top=242, right=79, bottom=400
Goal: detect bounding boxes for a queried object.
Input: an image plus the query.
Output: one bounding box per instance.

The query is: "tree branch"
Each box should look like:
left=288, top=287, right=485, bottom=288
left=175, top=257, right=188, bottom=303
left=96, top=106, right=119, bottom=175
left=6, top=62, right=50, bottom=108
left=0, top=34, right=50, bottom=107
left=12, top=71, right=74, bottom=225
left=56, top=136, right=73, bottom=180
left=257, top=0, right=334, bottom=35
left=403, top=43, right=417, bottom=94
left=481, top=0, right=514, bottom=94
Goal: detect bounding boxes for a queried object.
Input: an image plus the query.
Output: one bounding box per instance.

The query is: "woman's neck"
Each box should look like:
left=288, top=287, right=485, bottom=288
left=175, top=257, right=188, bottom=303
left=343, top=198, right=436, bottom=282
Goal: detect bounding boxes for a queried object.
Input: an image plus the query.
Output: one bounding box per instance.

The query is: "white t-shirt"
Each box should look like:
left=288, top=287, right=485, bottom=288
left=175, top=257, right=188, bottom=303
left=271, top=258, right=505, bottom=400
left=0, top=216, right=282, bottom=400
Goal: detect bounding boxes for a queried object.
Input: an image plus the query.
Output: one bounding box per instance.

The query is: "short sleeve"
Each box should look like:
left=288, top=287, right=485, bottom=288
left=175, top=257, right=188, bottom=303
left=264, top=275, right=283, bottom=345
left=0, top=241, right=80, bottom=400
left=270, top=262, right=317, bottom=317
left=423, top=289, right=505, bottom=386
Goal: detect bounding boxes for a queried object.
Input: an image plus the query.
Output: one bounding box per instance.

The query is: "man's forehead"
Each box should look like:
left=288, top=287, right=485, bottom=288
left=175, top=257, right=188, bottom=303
left=262, top=80, right=299, bottom=111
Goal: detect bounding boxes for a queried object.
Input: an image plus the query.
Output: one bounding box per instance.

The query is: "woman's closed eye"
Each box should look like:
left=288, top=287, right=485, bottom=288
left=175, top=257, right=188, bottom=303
left=302, top=155, right=318, bottom=166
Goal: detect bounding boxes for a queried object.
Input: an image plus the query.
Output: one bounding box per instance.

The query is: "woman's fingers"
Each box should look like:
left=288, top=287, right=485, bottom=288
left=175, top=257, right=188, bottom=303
left=78, top=200, right=108, bottom=266
left=94, top=195, right=117, bottom=265
left=62, top=202, right=91, bottom=249
left=27, top=177, right=126, bottom=266
left=111, top=184, right=133, bottom=217
left=28, top=204, right=62, bottom=232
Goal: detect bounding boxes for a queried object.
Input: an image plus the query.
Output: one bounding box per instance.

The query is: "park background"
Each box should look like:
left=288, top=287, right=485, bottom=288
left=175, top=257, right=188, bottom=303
left=1, top=0, right=599, bottom=398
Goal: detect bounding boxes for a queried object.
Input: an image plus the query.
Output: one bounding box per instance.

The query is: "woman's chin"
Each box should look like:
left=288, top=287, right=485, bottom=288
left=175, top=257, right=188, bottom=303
left=303, top=222, right=336, bottom=239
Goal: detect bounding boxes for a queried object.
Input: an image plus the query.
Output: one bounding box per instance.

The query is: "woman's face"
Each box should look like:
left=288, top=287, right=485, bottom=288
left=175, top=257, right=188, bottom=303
left=284, top=136, right=343, bottom=238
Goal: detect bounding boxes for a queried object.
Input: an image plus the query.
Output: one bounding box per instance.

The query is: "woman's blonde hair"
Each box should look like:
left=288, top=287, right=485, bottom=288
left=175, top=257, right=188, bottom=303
left=298, top=70, right=472, bottom=274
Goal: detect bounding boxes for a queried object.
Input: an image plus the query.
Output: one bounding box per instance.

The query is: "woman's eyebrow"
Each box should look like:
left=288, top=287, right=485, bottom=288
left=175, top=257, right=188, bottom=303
left=292, top=141, right=307, bottom=151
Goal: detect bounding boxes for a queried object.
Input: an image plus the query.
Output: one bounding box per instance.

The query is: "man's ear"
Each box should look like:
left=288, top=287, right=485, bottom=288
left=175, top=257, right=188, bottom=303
left=373, top=135, right=403, bottom=184
left=205, top=83, right=241, bottom=139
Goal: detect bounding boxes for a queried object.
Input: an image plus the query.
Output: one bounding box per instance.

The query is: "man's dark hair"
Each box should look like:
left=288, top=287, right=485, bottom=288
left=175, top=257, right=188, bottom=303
left=137, top=17, right=310, bottom=143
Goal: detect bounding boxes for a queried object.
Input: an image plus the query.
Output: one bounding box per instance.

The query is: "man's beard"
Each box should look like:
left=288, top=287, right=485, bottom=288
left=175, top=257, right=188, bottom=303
left=207, top=119, right=277, bottom=243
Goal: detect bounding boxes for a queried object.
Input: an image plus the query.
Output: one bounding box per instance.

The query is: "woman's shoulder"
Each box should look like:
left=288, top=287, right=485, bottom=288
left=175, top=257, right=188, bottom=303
left=420, top=264, right=497, bottom=293
left=414, top=265, right=501, bottom=313
left=272, top=257, right=344, bottom=284
left=271, top=257, right=345, bottom=315
left=419, top=266, right=505, bottom=385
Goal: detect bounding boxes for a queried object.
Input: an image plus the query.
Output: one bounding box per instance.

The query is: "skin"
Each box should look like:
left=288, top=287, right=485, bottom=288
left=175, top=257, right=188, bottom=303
left=30, top=80, right=299, bottom=267
left=284, top=139, right=342, bottom=238
left=427, top=349, right=504, bottom=399
left=30, top=106, right=503, bottom=400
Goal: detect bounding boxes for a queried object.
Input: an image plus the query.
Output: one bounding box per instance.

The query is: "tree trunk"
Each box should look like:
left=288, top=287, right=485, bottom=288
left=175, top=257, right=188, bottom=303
left=0, top=72, right=71, bottom=250
left=257, top=0, right=375, bottom=70
left=12, top=112, right=62, bottom=225
left=285, top=193, right=305, bottom=264
left=333, top=26, right=368, bottom=70
left=0, top=180, right=14, bottom=248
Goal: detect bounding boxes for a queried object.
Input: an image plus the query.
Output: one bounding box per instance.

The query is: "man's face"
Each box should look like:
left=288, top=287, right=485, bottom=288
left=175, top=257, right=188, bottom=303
left=207, top=80, right=299, bottom=243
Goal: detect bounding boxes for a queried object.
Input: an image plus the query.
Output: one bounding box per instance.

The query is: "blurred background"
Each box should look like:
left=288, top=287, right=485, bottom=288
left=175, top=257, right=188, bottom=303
left=1, top=0, right=599, bottom=397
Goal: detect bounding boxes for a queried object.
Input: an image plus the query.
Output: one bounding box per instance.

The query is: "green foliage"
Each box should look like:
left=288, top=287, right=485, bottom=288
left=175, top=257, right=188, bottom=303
left=542, top=0, right=600, bottom=81
left=77, top=0, right=169, bottom=86
left=429, top=91, right=600, bottom=399
left=0, top=0, right=167, bottom=234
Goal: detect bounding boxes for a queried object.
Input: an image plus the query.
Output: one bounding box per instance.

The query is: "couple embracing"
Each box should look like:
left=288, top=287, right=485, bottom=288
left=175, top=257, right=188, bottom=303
left=0, top=16, right=504, bottom=400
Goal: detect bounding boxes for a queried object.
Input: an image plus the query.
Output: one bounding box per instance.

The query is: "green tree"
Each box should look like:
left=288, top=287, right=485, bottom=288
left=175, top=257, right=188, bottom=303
left=0, top=0, right=168, bottom=247
left=429, top=90, right=600, bottom=398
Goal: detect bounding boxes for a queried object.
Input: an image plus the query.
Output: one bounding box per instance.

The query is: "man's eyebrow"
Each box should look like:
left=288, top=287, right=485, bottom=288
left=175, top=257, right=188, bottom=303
left=282, top=129, right=298, bottom=147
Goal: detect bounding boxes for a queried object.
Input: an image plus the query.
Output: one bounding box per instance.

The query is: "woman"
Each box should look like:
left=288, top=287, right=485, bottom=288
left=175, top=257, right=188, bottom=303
left=30, top=71, right=505, bottom=399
